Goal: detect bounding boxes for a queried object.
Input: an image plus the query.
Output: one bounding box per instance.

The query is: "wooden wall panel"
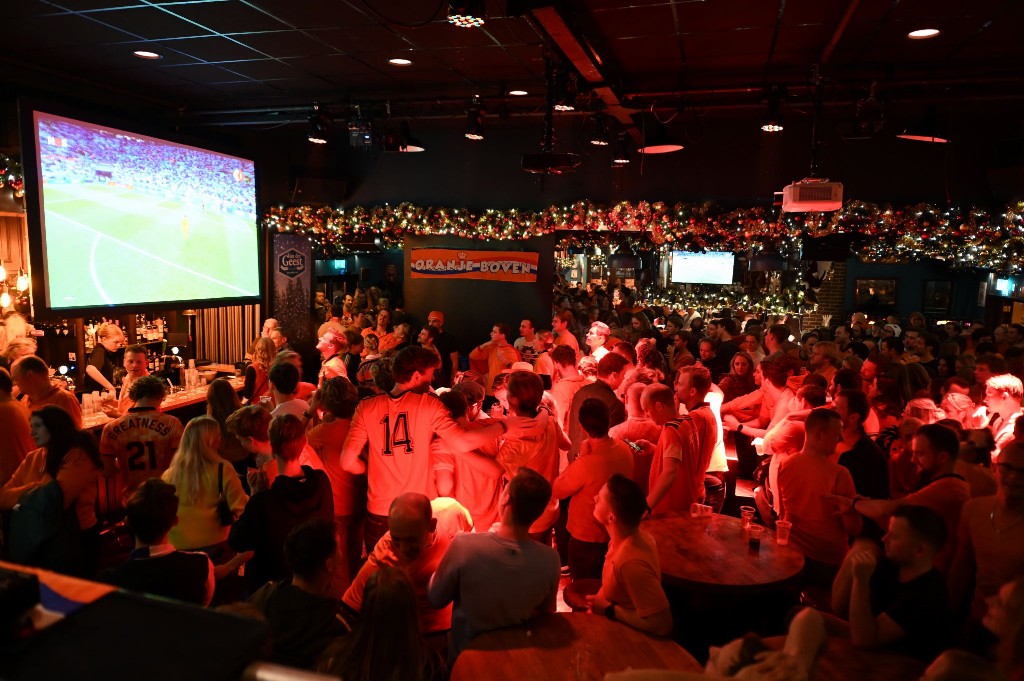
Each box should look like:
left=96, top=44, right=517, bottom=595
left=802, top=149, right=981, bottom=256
left=0, top=213, right=27, bottom=276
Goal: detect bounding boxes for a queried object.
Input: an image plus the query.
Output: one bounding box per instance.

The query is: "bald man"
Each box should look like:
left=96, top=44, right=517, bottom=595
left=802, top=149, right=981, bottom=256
left=342, top=492, right=470, bottom=636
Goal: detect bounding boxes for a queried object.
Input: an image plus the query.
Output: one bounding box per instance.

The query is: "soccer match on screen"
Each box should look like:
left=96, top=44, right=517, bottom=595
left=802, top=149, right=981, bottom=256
left=33, top=111, right=260, bottom=310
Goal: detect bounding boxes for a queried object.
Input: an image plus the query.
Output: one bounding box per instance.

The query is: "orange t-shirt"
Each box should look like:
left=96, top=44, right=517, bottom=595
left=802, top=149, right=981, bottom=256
left=777, top=452, right=857, bottom=566
left=431, top=420, right=503, bottom=531
left=498, top=418, right=563, bottom=533
left=100, top=407, right=184, bottom=501
left=552, top=437, right=634, bottom=543
left=26, top=385, right=83, bottom=429
left=597, top=529, right=670, bottom=618
left=648, top=405, right=717, bottom=516
left=306, top=417, right=365, bottom=517
left=0, top=399, right=34, bottom=486
left=344, top=391, right=483, bottom=516
left=609, top=417, right=661, bottom=494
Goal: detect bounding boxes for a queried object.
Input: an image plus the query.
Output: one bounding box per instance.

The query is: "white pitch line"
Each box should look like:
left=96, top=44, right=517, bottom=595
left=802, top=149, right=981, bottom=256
left=89, top=233, right=113, bottom=305
left=49, top=212, right=258, bottom=297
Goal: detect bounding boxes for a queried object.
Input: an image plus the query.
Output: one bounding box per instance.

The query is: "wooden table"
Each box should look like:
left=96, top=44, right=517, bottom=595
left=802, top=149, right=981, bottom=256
left=451, top=612, right=701, bottom=681
left=643, top=513, right=805, bottom=592
left=765, top=635, right=926, bottom=681
left=81, top=376, right=244, bottom=431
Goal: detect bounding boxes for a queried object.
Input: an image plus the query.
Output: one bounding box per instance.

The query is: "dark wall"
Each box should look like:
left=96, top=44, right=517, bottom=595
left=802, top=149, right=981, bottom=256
left=402, top=234, right=556, bottom=353
left=844, top=259, right=987, bottom=323
left=241, top=107, right=1017, bottom=211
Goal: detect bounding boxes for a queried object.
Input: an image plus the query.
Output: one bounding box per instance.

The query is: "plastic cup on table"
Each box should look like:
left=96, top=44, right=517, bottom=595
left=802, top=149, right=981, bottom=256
left=740, top=506, right=756, bottom=529
left=690, top=502, right=702, bottom=518
left=747, top=524, right=764, bottom=551
left=775, top=520, right=792, bottom=546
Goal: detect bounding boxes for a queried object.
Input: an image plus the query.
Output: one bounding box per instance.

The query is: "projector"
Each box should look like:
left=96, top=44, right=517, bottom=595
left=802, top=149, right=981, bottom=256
left=521, top=152, right=582, bottom=175
left=782, top=179, right=843, bottom=212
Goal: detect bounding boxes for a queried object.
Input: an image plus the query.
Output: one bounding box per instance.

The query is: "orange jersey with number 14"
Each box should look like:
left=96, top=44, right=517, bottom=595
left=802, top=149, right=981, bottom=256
left=100, top=407, right=184, bottom=501
left=343, top=391, right=468, bottom=516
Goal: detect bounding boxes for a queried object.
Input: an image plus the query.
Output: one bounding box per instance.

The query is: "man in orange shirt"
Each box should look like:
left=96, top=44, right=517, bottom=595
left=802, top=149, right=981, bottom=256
left=549, top=345, right=587, bottom=432
left=100, top=375, right=184, bottom=503
left=11, top=355, right=82, bottom=428
left=469, top=323, right=520, bottom=396
left=0, top=367, right=33, bottom=486
left=587, top=474, right=672, bottom=636
left=342, top=346, right=543, bottom=552
left=829, top=423, right=970, bottom=573
left=343, top=492, right=469, bottom=637
left=646, top=366, right=717, bottom=516
left=551, top=310, right=580, bottom=361
left=553, top=398, right=633, bottom=581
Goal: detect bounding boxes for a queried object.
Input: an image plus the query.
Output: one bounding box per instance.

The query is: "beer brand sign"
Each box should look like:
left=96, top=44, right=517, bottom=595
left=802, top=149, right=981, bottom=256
left=410, top=249, right=539, bottom=282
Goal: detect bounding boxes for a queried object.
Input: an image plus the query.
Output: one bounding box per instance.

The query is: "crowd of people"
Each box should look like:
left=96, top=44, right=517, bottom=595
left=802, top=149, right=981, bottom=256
left=1, top=285, right=1023, bottom=681
left=37, top=116, right=256, bottom=218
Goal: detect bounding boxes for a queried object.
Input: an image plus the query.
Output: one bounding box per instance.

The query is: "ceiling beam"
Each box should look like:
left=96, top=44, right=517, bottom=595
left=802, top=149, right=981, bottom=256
left=527, top=6, right=643, bottom=143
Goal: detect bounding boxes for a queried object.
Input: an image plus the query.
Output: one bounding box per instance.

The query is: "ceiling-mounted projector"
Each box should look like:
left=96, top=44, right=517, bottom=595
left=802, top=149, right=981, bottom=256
left=522, top=152, right=582, bottom=175
left=782, top=178, right=843, bottom=212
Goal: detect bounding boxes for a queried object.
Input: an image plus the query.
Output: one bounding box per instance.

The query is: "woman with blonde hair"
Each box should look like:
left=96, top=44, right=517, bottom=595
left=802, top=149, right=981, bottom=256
left=85, top=322, right=124, bottom=393
left=163, top=416, right=248, bottom=557
left=243, top=337, right=275, bottom=404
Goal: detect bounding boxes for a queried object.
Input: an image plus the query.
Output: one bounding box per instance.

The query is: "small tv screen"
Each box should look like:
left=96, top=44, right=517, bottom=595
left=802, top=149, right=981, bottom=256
left=23, top=106, right=260, bottom=313
left=996, top=278, right=1011, bottom=296
left=670, top=251, right=735, bottom=285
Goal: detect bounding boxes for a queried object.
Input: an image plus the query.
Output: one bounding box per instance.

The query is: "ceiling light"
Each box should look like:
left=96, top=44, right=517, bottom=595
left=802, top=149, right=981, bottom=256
left=589, top=116, right=610, bottom=146
left=612, top=133, right=631, bottom=166
left=382, top=122, right=426, bottom=152
left=388, top=58, right=412, bottom=66
left=908, top=28, right=940, bottom=39
left=133, top=50, right=162, bottom=60
left=465, top=97, right=485, bottom=140
left=509, top=90, right=528, bottom=96
left=761, top=86, right=784, bottom=133
left=448, top=0, right=485, bottom=27
left=634, top=112, right=683, bottom=154
left=896, top=107, right=950, bottom=143
left=0, top=289, right=10, bottom=309
left=307, top=103, right=329, bottom=145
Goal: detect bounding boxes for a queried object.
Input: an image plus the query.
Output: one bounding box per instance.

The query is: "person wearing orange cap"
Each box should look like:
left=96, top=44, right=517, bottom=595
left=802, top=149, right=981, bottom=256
left=427, top=310, right=459, bottom=388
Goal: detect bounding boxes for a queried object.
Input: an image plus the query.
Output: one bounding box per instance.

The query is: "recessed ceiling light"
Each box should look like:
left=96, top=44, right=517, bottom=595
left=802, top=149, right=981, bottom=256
left=908, top=28, right=940, bottom=39
left=509, top=90, right=528, bottom=96
left=388, top=58, right=412, bottom=66
left=133, top=50, right=162, bottom=60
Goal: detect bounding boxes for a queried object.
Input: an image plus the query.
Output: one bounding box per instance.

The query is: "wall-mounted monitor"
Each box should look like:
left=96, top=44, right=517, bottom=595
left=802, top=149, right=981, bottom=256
left=20, top=102, right=262, bottom=315
left=996, top=278, right=1011, bottom=296
left=670, top=251, right=735, bottom=285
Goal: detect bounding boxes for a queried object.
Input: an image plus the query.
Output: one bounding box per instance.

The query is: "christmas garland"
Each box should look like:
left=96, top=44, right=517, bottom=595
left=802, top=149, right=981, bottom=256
left=265, top=199, right=1024, bottom=273
left=0, top=154, right=25, bottom=197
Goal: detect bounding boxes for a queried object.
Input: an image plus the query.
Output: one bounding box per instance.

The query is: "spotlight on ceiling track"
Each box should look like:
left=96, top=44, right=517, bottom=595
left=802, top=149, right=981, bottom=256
left=896, top=106, right=950, bottom=143
left=382, top=121, right=426, bottom=153
left=307, top=102, right=328, bottom=144
left=761, top=88, right=784, bottom=133
left=448, top=0, right=485, bottom=27
left=465, top=97, right=485, bottom=140
left=634, top=112, right=683, bottom=154
left=612, top=133, right=631, bottom=167
left=589, top=115, right=610, bottom=146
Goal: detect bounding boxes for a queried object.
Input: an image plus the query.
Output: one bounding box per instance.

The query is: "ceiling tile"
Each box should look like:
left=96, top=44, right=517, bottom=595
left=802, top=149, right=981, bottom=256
left=157, top=35, right=263, bottom=61
left=219, top=58, right=300, bottom=80
left=87, top=6, right=214, bottom=40
left=611, top=36, right=683, bottom=73
left=592, top=6, right=678, bottom=38
left=246, top=0, right=376, bottom=30
left=159, top=62, right=249, bottom=83
left=404, top=21, right=497, bottom=50
left=677, top=0, right=779, bottom=32
left=235, top=30, right=336, bottom=58
left=283, top=54, right=385, bottom=79
left=167, top=1, right=294, bottom=35
left=308, top=25, right=411, bottom=54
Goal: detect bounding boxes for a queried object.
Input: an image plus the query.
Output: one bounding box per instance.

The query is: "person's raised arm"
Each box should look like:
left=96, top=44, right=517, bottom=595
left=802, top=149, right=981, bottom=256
left=848, top=552, right=906, bottom=649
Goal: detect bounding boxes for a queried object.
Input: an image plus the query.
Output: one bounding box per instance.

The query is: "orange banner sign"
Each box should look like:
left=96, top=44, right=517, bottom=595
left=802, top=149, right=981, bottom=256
left=410, top=249, right=539, bottom=282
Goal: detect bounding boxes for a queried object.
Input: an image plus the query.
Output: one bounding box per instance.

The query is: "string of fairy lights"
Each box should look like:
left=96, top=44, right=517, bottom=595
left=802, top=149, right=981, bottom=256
left=264, top=199, right=1024, bottom=275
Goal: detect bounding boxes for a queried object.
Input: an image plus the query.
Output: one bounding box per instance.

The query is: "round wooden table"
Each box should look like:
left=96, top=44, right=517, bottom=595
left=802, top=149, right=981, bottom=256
left=450, top=612, right=702, bottom=681
left=643, top=513, right=805, bottom=592
left=764, top=636, right=926, bottom=681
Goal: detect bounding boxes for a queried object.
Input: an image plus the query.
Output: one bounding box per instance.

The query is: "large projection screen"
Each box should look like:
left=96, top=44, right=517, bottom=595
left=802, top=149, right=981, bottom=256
left=24, top=107, right=261, bottom=313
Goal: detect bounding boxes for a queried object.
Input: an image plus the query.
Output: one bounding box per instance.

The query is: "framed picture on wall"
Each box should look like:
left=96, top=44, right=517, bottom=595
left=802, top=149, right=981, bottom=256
left=854, top=279, right=897, bottom=306
left=923, top=280, right=953, bottom=315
